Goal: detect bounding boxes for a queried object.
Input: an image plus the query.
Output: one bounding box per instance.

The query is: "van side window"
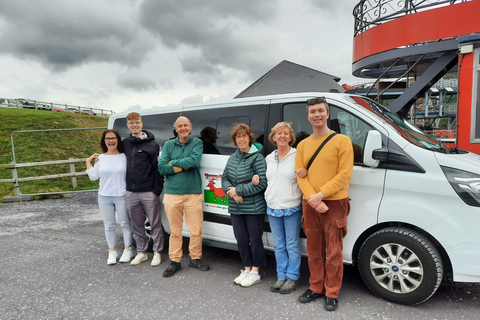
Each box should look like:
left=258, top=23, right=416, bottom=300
left=216, top=116, right=250, bottom=150
left=182, top=104, right=267, bottom=155
left=284, top=103, right=373, bottom=165
left=142, top=112, right=180, bottom=148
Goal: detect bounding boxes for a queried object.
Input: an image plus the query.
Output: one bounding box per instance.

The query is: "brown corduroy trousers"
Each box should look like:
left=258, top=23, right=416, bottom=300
left=302, top=198, right=350, bottom=299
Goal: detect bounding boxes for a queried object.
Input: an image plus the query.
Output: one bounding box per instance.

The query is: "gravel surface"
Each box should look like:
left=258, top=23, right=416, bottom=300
left=0, top=192, right=479, bottom=320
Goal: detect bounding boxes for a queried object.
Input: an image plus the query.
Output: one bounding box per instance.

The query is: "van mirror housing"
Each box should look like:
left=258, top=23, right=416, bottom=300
left=363, top=130, right=382, bottom=167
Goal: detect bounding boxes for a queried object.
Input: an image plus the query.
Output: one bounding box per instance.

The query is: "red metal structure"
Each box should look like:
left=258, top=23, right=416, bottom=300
left=352, top=0, right=480, bottom=154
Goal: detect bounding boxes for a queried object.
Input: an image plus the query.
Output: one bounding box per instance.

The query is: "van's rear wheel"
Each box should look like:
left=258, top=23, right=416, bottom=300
left=358, top=227, right=443, bottom=305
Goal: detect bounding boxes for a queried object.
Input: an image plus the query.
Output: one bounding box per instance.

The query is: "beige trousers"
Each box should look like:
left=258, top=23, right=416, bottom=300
left=163, top=193, right=204, bottom=262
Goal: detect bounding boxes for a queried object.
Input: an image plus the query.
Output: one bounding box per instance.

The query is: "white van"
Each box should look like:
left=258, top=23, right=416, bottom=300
left=109, top=92, right=480, bottom=305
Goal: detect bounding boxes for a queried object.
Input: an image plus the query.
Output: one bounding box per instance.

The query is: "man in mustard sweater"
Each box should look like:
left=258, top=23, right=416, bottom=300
left=158, top=116, right=210, bottom=277
left=295, top=97, right=354, bottom=311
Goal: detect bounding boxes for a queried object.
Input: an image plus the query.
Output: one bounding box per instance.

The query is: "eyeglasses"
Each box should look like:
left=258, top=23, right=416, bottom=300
left=105, top=137, right=117, bottom=141
left=306, top=97, right=326, bottom=106
left=127, top=121, right=142, bottom=125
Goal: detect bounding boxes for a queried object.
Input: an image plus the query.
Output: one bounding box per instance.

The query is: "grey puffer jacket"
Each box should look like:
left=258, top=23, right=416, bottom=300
left=221, top=142, right=267, bottom=215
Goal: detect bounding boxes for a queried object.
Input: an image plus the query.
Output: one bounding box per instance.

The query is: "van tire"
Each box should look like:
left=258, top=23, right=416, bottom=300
left=358, top=227, right=443, bottom=305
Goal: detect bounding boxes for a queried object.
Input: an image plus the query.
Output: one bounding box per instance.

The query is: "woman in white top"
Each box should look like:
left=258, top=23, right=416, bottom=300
left=264, top=122, right=303, bottom=294
left=86, top=129, right=133, bottom=265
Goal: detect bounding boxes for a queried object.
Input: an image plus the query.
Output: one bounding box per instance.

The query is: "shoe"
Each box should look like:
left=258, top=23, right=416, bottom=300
left=325, top=297, right=338, bottom=311
left=234, top=270, right=249, bottom=285
left=188, top=259, right=210, bottom=271
left=240, top=272, right=261, bottom=287
left=107, top=251, right=117, bottom=265
left=119, top=248, right=133, bottom=263
left=270, top=279, right=286, bottom=292
left=151, top=252, right=162, bottom=267
left=298, top=289, right=324, bottom=303
left=279, top=277, right=300, bottom=294
left=130, top=253, right=148, bottom=266
left=163, top=261, right=182, bottom=278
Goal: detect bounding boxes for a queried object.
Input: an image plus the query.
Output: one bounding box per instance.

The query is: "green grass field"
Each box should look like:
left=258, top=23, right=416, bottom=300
left=0, top=108, right=109, bottom=201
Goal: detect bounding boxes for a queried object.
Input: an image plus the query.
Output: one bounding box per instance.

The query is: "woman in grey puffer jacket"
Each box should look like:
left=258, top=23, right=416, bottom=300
left=222, top=123, right=267, bottom=288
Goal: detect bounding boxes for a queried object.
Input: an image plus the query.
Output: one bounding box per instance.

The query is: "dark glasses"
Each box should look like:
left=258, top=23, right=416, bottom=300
left=307, top=97, right=326, bottom=105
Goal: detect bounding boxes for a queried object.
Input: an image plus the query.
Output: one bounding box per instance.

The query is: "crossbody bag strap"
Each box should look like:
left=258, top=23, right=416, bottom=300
left=306, top=132, right=337, bottom=170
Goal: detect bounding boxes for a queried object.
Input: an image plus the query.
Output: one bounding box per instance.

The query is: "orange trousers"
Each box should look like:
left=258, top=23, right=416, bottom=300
left=163, top=193, right=204, bottom=262
left=302, top=198, right=349, bottom=299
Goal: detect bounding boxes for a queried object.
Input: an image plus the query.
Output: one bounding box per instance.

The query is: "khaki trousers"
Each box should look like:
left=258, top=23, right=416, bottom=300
left=163, top=193, right=204, bottom=262
left=302, top=198, right=350, bottom=298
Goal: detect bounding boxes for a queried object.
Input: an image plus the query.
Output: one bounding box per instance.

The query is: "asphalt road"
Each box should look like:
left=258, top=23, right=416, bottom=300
left=0, top=192, right=479, bottom=320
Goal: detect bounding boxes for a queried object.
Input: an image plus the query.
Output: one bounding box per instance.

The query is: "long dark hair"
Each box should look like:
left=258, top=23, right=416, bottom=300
left=100, top=129, right=124, bottom=153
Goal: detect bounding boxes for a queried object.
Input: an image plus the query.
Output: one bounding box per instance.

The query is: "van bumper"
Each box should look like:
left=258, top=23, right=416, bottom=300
left=448, top=243, right=480, bottom=282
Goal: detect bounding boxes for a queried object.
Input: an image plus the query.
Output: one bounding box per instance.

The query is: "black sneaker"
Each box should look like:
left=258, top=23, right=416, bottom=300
left=163, top=261, right=182, bottom=278
left=298, top=289, right=324, bottom=303
left=325, top=297, right=338, bottom=311
left=188, top=259, right=210, bottom=271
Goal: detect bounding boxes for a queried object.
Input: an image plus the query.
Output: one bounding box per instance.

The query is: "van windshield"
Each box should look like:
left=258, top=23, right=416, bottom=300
left=349, top=96, right=446, bottom=153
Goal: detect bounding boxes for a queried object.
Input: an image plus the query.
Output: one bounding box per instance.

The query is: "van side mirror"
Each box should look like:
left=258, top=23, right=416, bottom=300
left=363, top=130, right=382, bottom=167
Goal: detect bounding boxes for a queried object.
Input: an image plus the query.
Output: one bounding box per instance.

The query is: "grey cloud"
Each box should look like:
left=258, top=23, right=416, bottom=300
left=125, top=104, right=145, bottom=112
left=0, top=0, right=155, bottom=71
left=117, top=74, right=165, bottom=92
left=139, top=0, right=278, bottom=83
left=180, top=94, right=205, bottom=104
left=308, top=0, right=354, bottom=16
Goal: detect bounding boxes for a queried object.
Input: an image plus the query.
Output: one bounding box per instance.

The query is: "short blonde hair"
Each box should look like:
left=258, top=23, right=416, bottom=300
left=268, top=122, right=295, bottom=146
left=127, top=112, right=141, bottom=121
left=230, top=123, right=254, bottom=147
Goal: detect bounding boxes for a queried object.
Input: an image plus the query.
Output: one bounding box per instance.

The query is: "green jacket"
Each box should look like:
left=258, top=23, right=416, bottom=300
left=158, top=137, right=203, bottom=194
left=221, top=143, right=267, bottom=215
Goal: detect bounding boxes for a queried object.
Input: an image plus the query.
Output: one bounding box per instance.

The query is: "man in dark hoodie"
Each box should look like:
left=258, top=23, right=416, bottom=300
left=122, top=112, right=165, bottom=267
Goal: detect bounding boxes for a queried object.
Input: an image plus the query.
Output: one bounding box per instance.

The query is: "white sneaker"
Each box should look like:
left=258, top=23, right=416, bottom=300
left=240, top=272, right=261, bottom=287
left=107, top=251, right=117, bottom=265
left=130, top=253, right=148, bottom=266
left=151, top=252, right=162, bottom=267
left=119, top=248, right=133, bottom=263
left=234, top=270, right=249, bottom=285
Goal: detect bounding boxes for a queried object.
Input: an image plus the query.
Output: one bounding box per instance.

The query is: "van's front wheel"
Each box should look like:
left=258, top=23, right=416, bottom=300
left=358, top=227, right=443, bottom=305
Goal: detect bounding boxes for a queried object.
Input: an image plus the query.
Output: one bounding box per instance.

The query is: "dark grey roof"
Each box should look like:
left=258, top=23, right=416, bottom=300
left=235, top=60, right=345, bottom=98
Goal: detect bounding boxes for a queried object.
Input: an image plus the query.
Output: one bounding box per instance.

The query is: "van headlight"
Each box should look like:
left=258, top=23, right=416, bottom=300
left=441, top=166, right=480, bottom=207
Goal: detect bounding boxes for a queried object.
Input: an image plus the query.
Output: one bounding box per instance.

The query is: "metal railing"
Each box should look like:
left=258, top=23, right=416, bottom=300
left=353, top=0, right=471, bottom=36
left=0, top=98, right=114, bottom=117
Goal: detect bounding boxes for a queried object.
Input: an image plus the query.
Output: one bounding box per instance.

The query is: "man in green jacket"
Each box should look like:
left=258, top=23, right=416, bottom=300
left=158, top=116, right=210, bottom=277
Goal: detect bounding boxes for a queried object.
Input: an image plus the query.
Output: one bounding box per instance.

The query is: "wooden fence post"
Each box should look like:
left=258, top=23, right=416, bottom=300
left=69, top=158, right=77, bottom=189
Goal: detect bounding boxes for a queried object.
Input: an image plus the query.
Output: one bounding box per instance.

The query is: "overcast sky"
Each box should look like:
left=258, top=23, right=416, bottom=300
left=0, top=0, right=362, bottom=114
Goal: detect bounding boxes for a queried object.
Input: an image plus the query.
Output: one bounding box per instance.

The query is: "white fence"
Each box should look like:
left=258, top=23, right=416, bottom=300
left=0, top=98, right=114, bottom=117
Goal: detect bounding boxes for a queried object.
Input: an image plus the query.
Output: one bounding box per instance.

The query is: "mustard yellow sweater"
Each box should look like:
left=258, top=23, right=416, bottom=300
left=295, top=131, right=354, bottom=200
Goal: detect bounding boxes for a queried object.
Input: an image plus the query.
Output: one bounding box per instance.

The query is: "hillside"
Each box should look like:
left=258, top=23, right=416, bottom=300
left=0, top=108, right=109, bottom=200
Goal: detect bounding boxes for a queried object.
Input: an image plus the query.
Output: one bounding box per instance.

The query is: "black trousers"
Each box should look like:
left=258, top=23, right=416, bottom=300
left=230, top=214, right=267, bottom=267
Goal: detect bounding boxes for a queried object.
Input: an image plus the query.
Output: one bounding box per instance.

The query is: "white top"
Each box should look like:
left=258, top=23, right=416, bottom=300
left=86, top=153, right=127, bottom=196
left=264, top=148, right=303, bottom=209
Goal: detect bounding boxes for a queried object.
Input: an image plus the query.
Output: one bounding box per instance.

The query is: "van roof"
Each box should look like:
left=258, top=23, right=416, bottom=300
left=110, top=92, right=353, bottom=120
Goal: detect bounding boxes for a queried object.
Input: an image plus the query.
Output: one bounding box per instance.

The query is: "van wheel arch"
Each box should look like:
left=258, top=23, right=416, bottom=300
left=357, top=227, right=443, bottom=305
left=352, top=223, right=452, bottom=275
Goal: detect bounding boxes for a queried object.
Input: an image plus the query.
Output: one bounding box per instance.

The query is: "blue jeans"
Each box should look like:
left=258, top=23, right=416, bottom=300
left=98, top=195, right=132, bottom=248
left=268, top=211, right=302, bottom=281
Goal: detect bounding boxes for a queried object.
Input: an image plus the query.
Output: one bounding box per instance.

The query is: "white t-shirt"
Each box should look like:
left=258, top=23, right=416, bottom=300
left=86, top=153, right=127, bottom=196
